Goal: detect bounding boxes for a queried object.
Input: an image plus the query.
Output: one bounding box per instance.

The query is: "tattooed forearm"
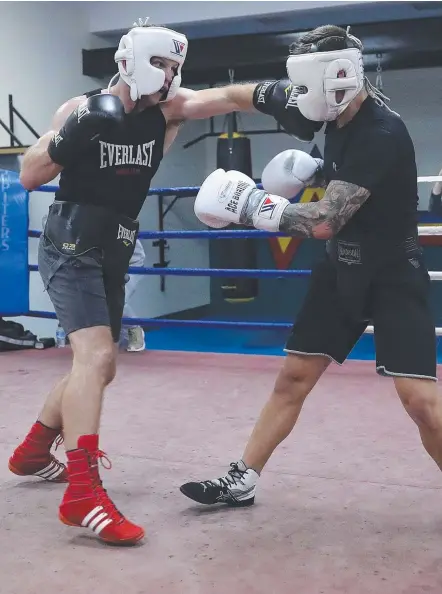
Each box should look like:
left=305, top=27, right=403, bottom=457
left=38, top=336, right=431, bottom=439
left=278, top=180, right=370, bottom=239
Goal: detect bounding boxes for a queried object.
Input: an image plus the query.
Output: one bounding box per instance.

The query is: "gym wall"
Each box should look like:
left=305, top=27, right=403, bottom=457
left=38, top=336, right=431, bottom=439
left=2, top=2, right=442, bottom=334
left=1, top=2, right=108, bottom=337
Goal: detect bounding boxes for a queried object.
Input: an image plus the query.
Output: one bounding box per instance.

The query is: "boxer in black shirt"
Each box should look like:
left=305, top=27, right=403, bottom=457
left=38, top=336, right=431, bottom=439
left=9, top=19, right=321, bottom=545
left=180, top=26, right=442, bottom=512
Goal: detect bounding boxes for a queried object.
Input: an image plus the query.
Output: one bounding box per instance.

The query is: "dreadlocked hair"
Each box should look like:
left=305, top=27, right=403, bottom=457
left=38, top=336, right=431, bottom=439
left=289, top=25, right=350, bottom=55
left=289, top=24, right=391, bottom=109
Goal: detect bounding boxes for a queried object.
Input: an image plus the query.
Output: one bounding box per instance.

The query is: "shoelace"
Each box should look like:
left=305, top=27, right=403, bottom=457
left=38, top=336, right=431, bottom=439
left=204, top=463, right=248, bottom=490
left=89, top=450, right=124, bottom=524
left=97, top=449, right=112, bottom=470
left=87, top=449, right=113, bottom=486
left=55, top=437, right=112, bottom=471
left=52, top=435, right=68, bottom=473
left=54, top=435, right=64, bottom=451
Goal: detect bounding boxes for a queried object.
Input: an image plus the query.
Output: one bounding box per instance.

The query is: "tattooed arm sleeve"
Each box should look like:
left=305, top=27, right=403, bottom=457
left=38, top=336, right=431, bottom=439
left=278, top=180, right=370, bottom=239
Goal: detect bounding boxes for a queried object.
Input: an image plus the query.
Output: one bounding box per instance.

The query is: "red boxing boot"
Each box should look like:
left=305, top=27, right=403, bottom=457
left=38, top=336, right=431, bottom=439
left=59, top=435, right=144, bottom=546
left=9, top=421, right=68, bottom=482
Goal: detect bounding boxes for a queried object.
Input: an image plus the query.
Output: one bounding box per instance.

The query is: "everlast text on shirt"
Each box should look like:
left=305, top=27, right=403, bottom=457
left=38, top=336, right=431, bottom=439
left=100, top=140, right=155, bottom=169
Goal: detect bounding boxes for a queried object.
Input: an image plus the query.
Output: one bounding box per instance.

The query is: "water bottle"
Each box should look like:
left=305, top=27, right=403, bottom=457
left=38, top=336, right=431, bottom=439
left=55, top=323, right=66, bottom=348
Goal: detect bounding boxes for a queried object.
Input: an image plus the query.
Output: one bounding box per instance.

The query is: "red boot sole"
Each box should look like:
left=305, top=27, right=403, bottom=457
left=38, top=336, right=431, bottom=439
left=58, top=512, right=145, bottom=546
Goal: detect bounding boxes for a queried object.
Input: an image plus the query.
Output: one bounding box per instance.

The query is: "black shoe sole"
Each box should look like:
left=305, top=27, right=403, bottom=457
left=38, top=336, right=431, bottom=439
left=228, top=497, right=255, bottom=508
left=179, top=486, right=255, bottom=507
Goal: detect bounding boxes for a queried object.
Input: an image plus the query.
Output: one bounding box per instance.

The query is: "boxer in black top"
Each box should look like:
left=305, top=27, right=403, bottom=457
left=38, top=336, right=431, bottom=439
left=180, top=26, right=442, bottom=513
left=9, top=18, right=322, bottom=545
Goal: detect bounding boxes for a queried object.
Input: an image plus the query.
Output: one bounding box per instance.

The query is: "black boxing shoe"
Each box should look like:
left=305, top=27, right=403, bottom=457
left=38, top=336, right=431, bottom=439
left=180, top=461, right=258, bottom=507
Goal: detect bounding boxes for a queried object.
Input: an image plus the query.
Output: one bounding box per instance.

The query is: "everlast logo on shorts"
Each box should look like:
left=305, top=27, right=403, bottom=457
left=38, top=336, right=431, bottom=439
left=337, top=241, right=362, bottom=265
left=257, top=81, right=273, bottom=104
left=100, top=140, right=155, bottom=169
left=225, top=181, right=250, bottom=215
left=117, top=224, right=136, bottom=247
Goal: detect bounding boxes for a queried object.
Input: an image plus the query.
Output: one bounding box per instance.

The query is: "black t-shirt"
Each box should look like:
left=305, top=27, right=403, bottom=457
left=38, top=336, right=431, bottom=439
left=55, top=88, right=167, bottom=220
left=323, top=96, right=418, bottom=241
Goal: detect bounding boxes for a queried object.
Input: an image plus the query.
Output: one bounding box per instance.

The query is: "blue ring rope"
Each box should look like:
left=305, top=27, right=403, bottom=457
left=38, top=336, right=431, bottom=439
left=128, top=267, right=311, bottom=278
left=138, top=229, right=287, bottom=239
left=28, top=229, right=296, bottom=239
left=28, top=264, right=311, bottom=278
left=34, top=183, right=264, bottom=196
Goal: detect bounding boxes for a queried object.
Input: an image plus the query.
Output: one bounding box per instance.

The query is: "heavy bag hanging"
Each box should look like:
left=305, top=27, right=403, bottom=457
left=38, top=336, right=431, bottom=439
left=216, top=115, right=258, bottom=301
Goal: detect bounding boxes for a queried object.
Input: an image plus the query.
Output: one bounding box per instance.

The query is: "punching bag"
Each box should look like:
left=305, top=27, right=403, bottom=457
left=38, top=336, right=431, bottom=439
left=216, top=113, right=258, bottom=301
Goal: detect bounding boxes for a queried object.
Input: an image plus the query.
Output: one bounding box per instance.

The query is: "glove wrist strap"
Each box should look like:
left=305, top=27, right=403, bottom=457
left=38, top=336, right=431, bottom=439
left=245, top=190, right=289, bottom=232
left=240, top=188, right=266, bottom=226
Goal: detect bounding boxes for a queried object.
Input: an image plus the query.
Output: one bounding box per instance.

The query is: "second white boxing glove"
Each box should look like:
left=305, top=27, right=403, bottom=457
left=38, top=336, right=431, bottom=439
left=194, top=168, right=290, bottom=232
left=194, top=169, right=256, bottom=228
left=261, top=149, right=321, bottom=199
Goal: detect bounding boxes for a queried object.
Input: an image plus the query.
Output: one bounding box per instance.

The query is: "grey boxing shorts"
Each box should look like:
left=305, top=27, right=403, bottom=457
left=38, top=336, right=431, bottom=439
left=39, top=201, right=138, bottom=342
left=38, top=236, right=125, bottom=342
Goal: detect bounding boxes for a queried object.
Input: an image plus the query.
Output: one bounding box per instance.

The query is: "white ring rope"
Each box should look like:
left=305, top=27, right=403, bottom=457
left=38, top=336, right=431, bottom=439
left=365, top=326, right=442, bottom=337
left=418, top=226, right=442, bottom=235
left=418, top=176, right=442, bottom=183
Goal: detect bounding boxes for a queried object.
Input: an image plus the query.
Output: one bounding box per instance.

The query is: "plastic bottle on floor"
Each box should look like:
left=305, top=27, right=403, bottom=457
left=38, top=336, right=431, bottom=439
left=55, top=324, right=66, bottom=348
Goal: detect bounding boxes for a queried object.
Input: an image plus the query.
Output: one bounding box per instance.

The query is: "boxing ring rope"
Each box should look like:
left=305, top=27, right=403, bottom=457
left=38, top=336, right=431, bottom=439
left=24, top=309, right=442, bottom=337
left=28, top=227, right=442, bottom=241
left=27, top=264, right=312, bottom=278
left=26, top=176, right=442, bottom=339
left=24, top=264, right=442, bottom=281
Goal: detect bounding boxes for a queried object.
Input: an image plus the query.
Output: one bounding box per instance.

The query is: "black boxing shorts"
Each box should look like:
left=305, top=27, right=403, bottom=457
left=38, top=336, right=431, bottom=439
left=38, top=201, right=139, bottom=341
left=285, top=238, right=437, bottom=381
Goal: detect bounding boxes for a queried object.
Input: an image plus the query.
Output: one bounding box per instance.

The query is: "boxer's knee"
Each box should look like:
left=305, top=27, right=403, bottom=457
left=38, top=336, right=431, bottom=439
left=273, top=353, right=329, bottom=406
left=69, top=326, right=117, bottom=386
left=395, top=377, right=441, bottom=429
left=90, top=347, right=117, bottom=386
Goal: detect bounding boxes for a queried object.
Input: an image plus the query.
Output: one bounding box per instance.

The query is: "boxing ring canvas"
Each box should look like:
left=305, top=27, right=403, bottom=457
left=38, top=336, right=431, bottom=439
left=2, top=349, right=442, bottom=594
left=2, top=168, right=442, bottom=592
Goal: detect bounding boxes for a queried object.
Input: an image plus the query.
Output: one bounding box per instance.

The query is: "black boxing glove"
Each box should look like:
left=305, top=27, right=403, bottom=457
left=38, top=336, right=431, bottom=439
left=47, top=94, right=125, bottom=167
left=253, top=79, right=323, bottom=142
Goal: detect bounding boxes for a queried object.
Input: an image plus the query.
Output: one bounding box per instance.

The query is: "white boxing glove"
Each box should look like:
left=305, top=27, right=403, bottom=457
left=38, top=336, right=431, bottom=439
left=194, top=168, right=289, bottom=232
left=194, top=169, right=256, bottom=228
left=261, top=150, right=321, bottom=199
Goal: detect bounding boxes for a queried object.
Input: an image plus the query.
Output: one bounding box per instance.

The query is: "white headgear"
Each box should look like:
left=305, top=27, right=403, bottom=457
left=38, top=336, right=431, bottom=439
left=114, top=18, right=188, bottom=102
left=286, top=41, right=364, bottom=122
